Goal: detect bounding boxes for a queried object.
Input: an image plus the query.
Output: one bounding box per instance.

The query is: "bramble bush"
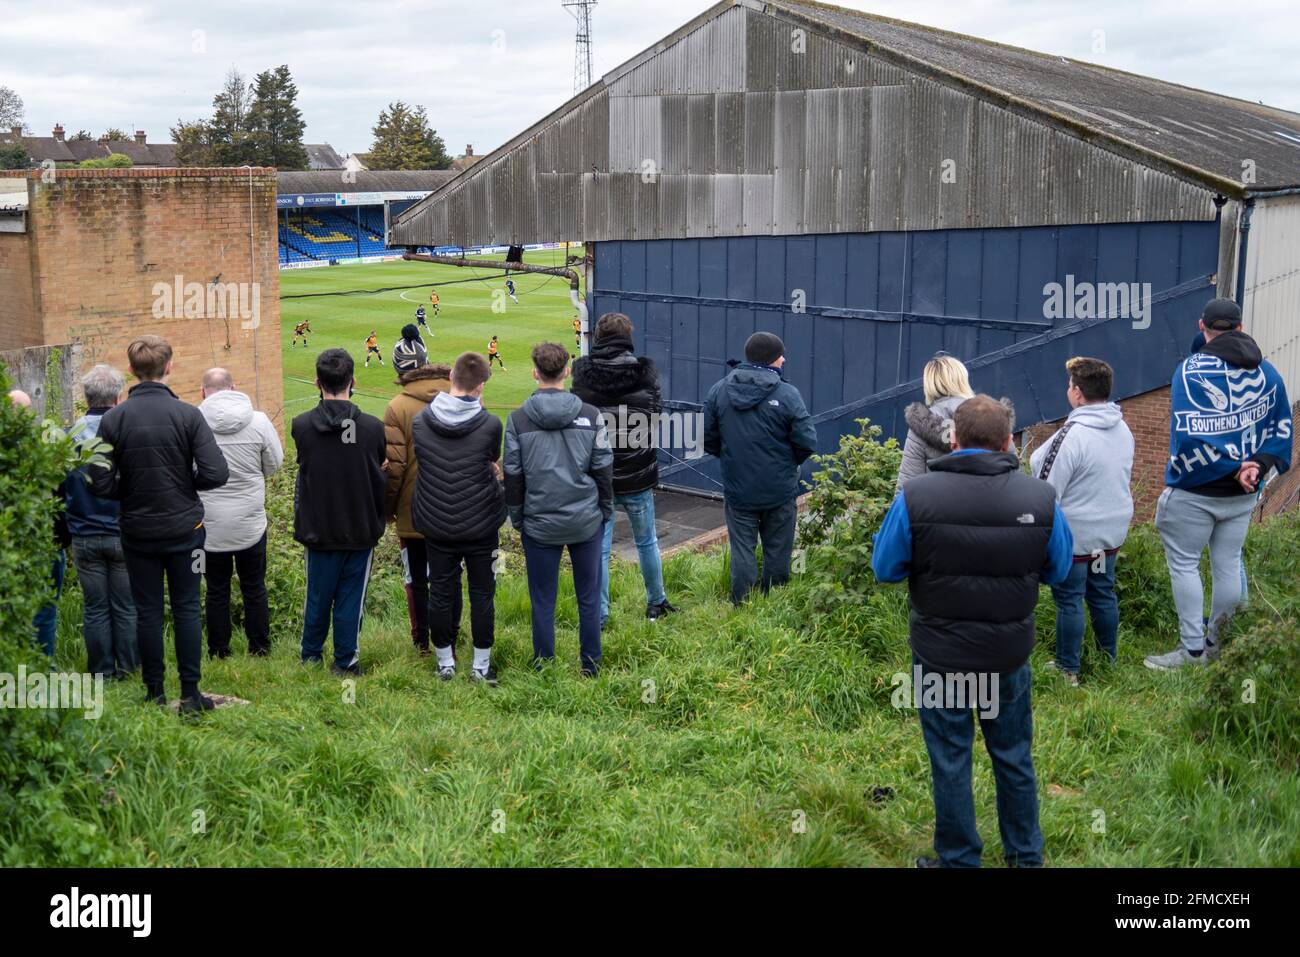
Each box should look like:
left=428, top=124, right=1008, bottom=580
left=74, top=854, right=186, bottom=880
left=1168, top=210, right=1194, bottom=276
left=795, top=418, right=901, bottom=617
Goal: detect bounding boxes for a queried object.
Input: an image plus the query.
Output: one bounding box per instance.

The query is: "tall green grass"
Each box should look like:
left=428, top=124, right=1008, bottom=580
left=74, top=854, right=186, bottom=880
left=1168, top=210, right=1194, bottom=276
left=8, top=506, right=1298, bottom=867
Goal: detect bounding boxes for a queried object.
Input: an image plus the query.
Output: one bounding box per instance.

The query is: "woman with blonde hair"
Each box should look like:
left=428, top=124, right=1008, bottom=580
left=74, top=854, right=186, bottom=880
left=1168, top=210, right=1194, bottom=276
left=896, top=354, right=1013, bottom=488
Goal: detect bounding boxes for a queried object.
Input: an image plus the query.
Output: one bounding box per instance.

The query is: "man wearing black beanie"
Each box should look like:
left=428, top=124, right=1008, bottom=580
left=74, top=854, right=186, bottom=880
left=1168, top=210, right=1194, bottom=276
left=704, top=331, right=817, bottom=605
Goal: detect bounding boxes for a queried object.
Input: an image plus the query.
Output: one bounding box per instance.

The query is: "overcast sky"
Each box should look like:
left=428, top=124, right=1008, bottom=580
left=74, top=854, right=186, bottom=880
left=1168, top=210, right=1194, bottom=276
left=2, top=0, right=1297, bottom=156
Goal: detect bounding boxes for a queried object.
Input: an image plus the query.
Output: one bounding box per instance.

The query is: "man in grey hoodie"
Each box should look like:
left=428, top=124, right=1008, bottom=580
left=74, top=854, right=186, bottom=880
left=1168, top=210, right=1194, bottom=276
left=1029, top=357, right=1134, bottom=684
left=504, top=342, right=614, bottom=676
left=198, top=368, right=284, bottom=658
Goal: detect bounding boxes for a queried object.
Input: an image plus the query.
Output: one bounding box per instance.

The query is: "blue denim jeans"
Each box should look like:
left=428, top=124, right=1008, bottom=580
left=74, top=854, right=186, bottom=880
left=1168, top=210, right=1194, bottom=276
left=32, top=549, right=67, bottom=658
left=1048, top=553, right=1119, bottom=673
left=724, top=498, right=797, bottom=606
left=71, top=535, right=139, bottom=678
left=915, top=657, right=1043, bottom=868
left=599, top=488, right=667, bottom=620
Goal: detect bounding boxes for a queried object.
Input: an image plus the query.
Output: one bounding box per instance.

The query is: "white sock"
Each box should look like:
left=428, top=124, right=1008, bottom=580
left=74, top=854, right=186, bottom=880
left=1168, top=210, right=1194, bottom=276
left=473, top=647, right=492, bottom=673
left=436, top=645, right=455, bottom=668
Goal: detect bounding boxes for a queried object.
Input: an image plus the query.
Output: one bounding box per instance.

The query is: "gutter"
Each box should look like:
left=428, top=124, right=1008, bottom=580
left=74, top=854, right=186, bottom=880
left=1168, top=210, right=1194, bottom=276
left=1235, top=198, right=1256, bottom=308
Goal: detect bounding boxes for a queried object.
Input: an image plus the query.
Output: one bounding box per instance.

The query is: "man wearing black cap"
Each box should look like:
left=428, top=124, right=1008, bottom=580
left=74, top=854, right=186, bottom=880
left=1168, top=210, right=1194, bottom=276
left=1147, top=298, right=1292, bottom=670
left=703, top=332, right=817, bottom=605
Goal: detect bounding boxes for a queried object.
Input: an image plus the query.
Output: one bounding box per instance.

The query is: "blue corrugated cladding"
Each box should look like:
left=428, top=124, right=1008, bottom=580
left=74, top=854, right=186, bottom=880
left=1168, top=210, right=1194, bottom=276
left=588, top=221, right=1219, bottom=495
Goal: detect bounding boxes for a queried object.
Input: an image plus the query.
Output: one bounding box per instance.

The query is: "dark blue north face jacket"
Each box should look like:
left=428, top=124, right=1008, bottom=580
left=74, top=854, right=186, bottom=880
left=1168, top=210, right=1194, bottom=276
left=703, top=363, right=817, bottom=510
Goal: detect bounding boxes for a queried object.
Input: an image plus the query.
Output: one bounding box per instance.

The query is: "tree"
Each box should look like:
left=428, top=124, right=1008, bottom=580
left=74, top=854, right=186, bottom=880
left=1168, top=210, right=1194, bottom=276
left=170, top=119, right=216, bottom=166
left=244, top=65, right=308, bottom=169
left=0, top=143, right=31, bottom=169
left=368, top=101, right=451, bottom=170
left=101, top=128, right=129, bottom=142
left=210, top=67, right=254, bottom=166
left=0, top=86, right=23, bottom=130
left=68, top=130, right=93, bottom=142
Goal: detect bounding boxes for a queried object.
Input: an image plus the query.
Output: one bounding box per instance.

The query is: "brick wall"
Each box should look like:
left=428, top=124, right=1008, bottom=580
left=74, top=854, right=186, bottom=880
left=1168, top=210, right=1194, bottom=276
left=7, top=168, right=282, bottom=425
left=0, top=224, right=41, bottom=353
left=1021, top=387, right=1300, bottom=522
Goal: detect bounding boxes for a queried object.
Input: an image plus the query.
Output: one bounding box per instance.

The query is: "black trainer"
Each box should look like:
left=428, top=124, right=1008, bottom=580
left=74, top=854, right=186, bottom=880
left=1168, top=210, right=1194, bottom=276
left=469, top=666, right=498, bottom=687
left=916, top=856, right=941, bottom=869
left=332, top=662, right=364, bottom=677
left=144, top=686, right=167, bottom=706
left=646, top=600, right=680, bottom=621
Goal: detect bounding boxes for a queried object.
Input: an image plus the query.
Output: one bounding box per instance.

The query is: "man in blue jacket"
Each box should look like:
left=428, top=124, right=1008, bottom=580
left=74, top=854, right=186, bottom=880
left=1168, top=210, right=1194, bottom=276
left=873, top=395, right=1074, bottom=868
left=704, top=332, right=817, bottom=606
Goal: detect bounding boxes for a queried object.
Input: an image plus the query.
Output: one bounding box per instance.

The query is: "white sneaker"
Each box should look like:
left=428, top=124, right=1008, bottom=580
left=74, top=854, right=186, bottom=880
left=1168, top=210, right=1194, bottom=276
left=1144, top=646, right=1207, bottom=671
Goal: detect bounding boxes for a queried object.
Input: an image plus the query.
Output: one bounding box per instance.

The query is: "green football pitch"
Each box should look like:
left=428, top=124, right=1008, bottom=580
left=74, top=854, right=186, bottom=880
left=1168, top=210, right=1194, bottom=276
left=279, top=249, right=585, bottom=429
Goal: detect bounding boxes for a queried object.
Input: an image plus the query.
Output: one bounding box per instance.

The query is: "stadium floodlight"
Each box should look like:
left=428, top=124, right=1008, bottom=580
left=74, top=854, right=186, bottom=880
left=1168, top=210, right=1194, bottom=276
left=562, top=1, right=597, bottom=95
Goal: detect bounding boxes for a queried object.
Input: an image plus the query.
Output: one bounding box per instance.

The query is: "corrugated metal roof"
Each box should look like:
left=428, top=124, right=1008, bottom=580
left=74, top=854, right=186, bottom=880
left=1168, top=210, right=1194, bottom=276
left=391, top=0, right=1285, bottom=248
left=276, top=169, right=458, bottom=195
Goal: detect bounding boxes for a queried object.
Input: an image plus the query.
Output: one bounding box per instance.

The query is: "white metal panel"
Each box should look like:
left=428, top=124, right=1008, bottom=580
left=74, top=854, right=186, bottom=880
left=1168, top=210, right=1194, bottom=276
left=1242, top=194, right=1300, bottom=403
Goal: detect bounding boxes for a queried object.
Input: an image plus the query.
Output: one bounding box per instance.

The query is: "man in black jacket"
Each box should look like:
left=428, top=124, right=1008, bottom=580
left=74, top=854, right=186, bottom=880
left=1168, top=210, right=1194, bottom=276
left=872, top=395, right=1074, bottom=868
left=91, top=336, right=228, bottom=711
left=291, top=349, right=387, bottom=676
left=571, top=312, right=675, bottom=626
left=704, top=332, right=817, bottom=605
left=411, top=352, right=507, bottom=684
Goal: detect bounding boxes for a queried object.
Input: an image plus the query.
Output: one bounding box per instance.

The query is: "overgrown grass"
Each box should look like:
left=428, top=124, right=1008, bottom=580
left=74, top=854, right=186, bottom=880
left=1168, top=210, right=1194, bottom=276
left=13, top=507, right=1299, bottom=867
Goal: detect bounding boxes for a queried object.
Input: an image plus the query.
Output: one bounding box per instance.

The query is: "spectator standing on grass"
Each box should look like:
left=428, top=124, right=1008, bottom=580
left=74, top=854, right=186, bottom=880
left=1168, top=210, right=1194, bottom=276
left=505, top=342, right=613, bottom=676
left=570, top=312, right=677, bottom=628
left=91, top=336, right=229, bottom=712
left=63, top=365, right=138, bottom=679
left=872, top=395, right=1074, bottom=868
left=198, top=367, right=283, bottom=659
left=292, top=348, right=387, bottom=677
left=1029, top=357, right=1134, bottom=686
left=703, top=332, right=816, bottom=606
left=393, top=324, right=428, bottom=373
left=412, top=352, right=507, bottom=684
left=1146, top=299, right=1292, bottom=671
left=383, top=362, right=464, bottom=656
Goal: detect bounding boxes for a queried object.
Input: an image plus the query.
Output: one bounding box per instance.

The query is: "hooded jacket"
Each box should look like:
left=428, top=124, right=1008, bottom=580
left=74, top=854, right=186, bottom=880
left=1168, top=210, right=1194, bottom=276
left=504, top=389, right=614, bottom=545
left=382, top=366, right=451, bottom=537
left=703, top=363, right=817, bottom=511
left=896, top=395, right=1019, bottom=489
left=90, top=380, right=229, bottom=550
left=291, top=399, right=386, bottom=550
left=198, top=389, right=283, bottom=552
left=1167, top=330, right=1293, bottom=496
left=1028, top=402, right=1134, bottom=556
left=63, top=409, right=121, bottom=539
left=570, top=334, right=662, bottom=495
left=411, top=391, right=506, bottom=543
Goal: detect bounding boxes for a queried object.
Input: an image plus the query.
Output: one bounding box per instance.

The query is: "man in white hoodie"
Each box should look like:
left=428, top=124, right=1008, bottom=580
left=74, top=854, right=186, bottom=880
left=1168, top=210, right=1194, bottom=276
left=1029, top=357, right=1134, bottom=685
left=198, top=368, right=284, bottom=657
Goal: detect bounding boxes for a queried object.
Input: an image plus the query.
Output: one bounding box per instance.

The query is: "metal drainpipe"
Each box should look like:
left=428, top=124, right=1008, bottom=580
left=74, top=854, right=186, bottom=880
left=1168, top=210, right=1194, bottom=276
left=1235, top=197, right=1256, bottom=308
left=401, top=249, right=588, bottom=343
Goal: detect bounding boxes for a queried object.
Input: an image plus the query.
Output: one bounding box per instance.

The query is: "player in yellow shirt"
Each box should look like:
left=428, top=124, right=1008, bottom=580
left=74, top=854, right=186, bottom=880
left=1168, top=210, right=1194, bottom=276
left=487, top=335, right=507, bottom=372
left=364, top=330, right=384, bottom=368
left=292, top=319, right=312, bottom=347
left=429, top=290, right=440, bottom=316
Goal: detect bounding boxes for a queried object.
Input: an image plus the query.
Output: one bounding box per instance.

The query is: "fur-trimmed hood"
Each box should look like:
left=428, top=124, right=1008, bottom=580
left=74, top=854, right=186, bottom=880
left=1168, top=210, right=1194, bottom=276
left=905, top=395, right=1016, bottom=454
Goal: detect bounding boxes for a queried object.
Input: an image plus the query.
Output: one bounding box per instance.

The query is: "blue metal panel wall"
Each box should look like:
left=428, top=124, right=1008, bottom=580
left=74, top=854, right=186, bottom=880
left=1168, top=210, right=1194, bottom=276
left=589, top=221, right=1219, bottom=495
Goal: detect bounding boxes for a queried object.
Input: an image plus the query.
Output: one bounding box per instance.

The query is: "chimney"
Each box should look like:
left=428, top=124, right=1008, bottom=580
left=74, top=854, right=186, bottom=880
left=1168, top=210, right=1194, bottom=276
left=9, top=126, right=21, bottom=137
left=465, top=144, right=473, bottom=157
left=98, top=133, right=110, bottom=144
left=134, top=130, right=146, bottom=144
left=52, top=124, right=65, bottom=141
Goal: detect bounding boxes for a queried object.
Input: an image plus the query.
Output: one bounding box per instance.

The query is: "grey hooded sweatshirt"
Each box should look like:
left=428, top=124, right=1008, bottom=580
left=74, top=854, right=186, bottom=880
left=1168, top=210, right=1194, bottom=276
left=504, top=388, right=614, bottom=545
left=198, top=389, right=283, bottom=552
left=1029, top=402, right=1134, bottom=555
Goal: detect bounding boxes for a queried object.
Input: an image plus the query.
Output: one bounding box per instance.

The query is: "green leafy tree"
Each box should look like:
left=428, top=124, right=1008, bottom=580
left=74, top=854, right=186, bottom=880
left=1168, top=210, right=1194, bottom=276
left=100, top=128, right=128, bottom=142
left=0, top=142, right=31, bottom=169
left=68, top=130, right=93, bottom=142
left=79, top=153, right=132, bottom=169
left=170, top=118, right=216, bottom=167
left=368, top=101, right=451, bottom=170
left=244, top=65, right=308, bottom=169
left=0, top=85, right=24, bottom=130
left=210, top=67, right=255, bottom=166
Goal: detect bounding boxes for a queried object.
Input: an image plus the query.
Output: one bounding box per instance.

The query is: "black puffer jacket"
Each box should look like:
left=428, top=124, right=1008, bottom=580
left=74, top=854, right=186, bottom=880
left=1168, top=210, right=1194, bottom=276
left=91, top=380, right=229, bottom=550
left=570, top=334, right=661, bottom=495
left=410, top=392, right=506, bottom=542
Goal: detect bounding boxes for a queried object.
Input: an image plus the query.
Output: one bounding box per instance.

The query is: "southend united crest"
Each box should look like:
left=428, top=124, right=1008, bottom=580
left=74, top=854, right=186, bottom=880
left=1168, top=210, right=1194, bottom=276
left=1177, top=353, right=1275, bottom=436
